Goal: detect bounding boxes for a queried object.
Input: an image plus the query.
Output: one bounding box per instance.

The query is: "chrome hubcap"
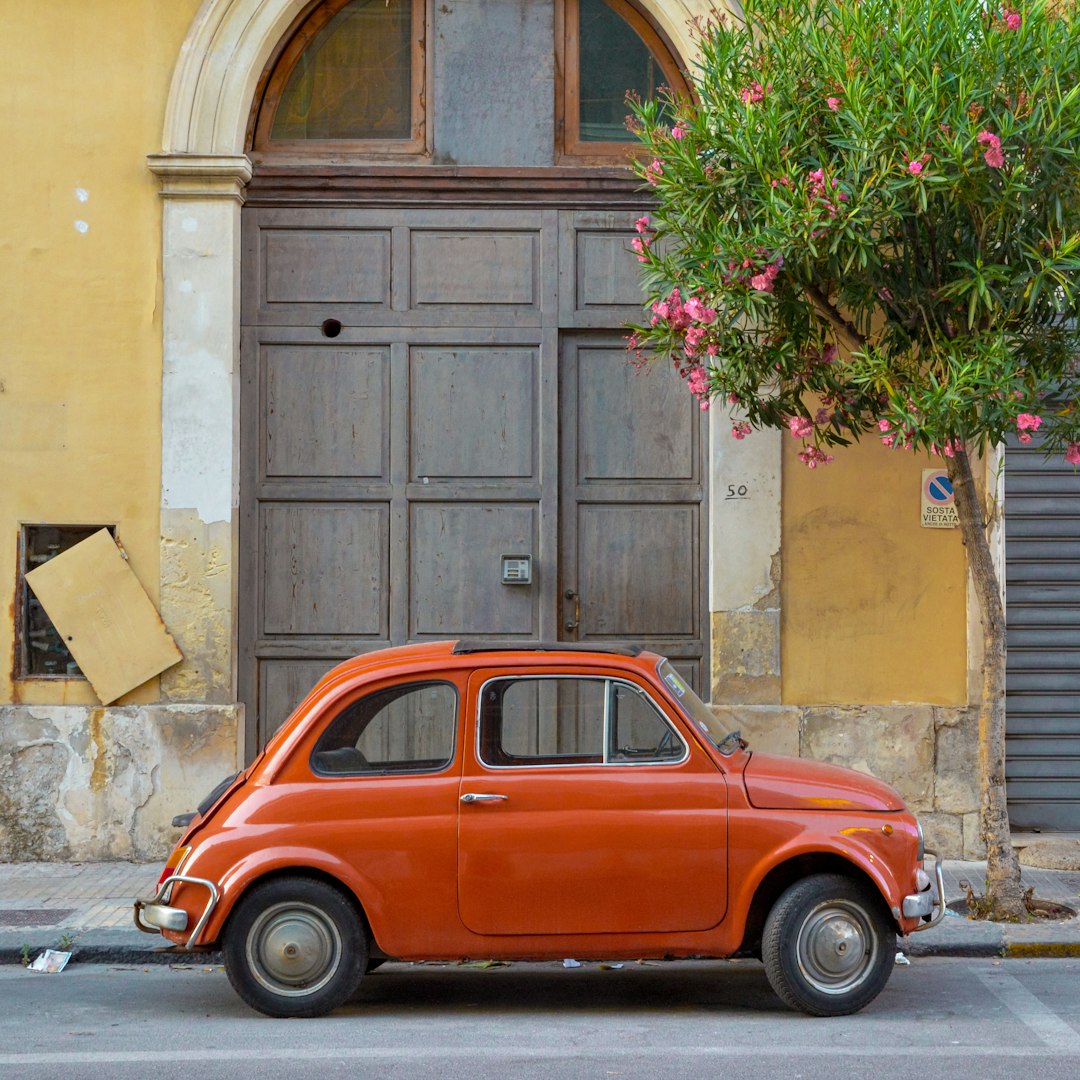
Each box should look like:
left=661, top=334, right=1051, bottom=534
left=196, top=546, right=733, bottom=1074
left=247, top=901, right=342, bottom=997
left=795, top=900, right=876, bottom=994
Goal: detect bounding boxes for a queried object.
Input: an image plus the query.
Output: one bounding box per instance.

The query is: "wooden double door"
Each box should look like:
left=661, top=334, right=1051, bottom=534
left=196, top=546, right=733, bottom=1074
left=240, top=205, right=708, bottom=748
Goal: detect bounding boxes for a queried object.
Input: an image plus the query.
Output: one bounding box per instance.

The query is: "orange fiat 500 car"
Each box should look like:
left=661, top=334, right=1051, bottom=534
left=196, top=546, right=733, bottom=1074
left=135, top=640, right=943, bottom=1018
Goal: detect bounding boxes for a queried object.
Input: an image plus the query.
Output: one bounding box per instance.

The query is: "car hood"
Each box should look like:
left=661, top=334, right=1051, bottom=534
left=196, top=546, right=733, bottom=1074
left=742, top=752, right=905, bottom=812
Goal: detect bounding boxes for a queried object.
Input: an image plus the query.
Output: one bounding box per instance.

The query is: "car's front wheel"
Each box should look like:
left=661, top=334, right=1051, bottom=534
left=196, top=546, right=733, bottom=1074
left=224, top=877, right=366, bottom=1017
left=761, top=873, right=894, bottom=1016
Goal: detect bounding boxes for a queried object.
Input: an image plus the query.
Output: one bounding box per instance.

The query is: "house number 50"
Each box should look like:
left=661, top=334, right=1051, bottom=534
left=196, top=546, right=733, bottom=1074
left=726, top=484, right=749, bottom=500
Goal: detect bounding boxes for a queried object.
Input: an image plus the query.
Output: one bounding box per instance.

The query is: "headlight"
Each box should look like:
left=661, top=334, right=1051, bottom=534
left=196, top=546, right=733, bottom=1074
left=916, top=818, right=925, bottom=862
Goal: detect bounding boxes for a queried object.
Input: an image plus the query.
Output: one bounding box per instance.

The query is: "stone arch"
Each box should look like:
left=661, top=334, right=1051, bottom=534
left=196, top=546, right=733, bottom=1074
left=163, top=0, right=723, bottom=155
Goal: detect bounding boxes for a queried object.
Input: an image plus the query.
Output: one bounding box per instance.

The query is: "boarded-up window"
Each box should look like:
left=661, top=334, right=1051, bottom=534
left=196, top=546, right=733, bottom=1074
left=17, top=525, right=109, bottom=678
left=23, top=529, right=182, bottom=704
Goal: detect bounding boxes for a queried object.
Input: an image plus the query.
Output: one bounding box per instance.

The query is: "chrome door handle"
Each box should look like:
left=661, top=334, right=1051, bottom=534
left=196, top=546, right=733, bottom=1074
left=460, top=793, right=509, bottom=804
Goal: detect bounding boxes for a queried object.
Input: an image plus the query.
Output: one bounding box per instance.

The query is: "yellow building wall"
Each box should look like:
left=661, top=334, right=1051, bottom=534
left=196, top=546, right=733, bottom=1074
left=0, top=1, right=201, bottom=705
left=781, top=436, right=969, bottom=705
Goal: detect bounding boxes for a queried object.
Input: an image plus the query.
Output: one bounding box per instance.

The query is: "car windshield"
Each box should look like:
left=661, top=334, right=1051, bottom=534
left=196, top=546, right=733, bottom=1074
left=657, top=659, right=744, bottom=755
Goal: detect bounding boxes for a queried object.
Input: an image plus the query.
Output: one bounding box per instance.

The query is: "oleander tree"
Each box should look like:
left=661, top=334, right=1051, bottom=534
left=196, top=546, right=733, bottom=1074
left=629, top=0, right=1080, bottom=916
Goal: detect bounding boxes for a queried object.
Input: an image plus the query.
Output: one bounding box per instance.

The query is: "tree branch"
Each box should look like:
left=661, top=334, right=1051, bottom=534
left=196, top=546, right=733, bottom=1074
left=803, top=283, right=867, bottom=353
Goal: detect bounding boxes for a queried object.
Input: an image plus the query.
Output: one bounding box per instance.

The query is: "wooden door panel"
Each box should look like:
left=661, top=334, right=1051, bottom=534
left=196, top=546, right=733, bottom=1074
left=575, top=343, right=695, bottom=482
left=409, top=503, right=540, bottom=637
left=261, top=503, right=389, bottom=636
left=263, top=345, right=390, bottom=480
left=410, top=231, right=540, bottom=308
left=263, top=229, right=392, bottom=307
left=577, top=504, right=699, bottom=638
left=410, top=346, right=538, bottom=482
left=259, top=658, right=342, bottom=742
left=558, top=211, right=651, bottom=328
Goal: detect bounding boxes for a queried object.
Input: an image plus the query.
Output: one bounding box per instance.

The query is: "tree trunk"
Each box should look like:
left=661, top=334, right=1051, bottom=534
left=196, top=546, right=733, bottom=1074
left=946, top=448, right=1025, bottom=918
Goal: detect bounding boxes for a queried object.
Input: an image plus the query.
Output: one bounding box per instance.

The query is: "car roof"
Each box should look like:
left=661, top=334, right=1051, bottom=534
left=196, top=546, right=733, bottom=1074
left=253, top=640, right=664, bottom=781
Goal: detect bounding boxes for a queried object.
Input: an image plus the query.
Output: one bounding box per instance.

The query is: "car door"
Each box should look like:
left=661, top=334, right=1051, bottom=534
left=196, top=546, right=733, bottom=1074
left=457, top=670, right=727, bottom=936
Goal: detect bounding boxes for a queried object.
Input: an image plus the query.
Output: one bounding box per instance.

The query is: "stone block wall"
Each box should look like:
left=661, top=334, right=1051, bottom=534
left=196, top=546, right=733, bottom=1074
left=714, top=703, right=983, bottom=859
left=0, top=704, right=242, bottom=862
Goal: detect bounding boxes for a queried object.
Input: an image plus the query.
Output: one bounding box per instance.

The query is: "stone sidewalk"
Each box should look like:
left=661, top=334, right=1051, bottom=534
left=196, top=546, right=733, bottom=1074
left=0, top=857, right=1077, bottom=966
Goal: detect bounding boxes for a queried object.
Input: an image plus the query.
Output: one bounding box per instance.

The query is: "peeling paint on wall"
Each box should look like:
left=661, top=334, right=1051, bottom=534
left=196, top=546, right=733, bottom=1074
left=0, top=703, right=241, bottom=861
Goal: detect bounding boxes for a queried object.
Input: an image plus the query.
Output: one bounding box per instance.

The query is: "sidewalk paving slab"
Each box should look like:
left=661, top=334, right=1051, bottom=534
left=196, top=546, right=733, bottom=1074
left=0, top=858, right=1077, bottom=967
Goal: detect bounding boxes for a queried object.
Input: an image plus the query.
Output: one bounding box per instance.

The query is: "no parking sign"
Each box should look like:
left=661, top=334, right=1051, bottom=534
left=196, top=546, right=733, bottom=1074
left=921, top=469, right=958, bottom=528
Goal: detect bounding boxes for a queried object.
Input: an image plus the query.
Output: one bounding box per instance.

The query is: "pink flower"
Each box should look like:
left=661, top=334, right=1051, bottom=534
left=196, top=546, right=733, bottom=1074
left=931, top=439, right=961, bottom=458
left=731, top=421, right=752, bottom=440
left=798, top=446, right=835, bottom=469
left=672, top=124, right=685, bottom=140
left=815, top=408, right=832, bottom=426
left=684, top=297, right=717, bottom=324
left=1001, top=7, right=1022, bottom=30
left=684, top=326, right=707, bottom=354
left=1016, top=413, right=1042, bottom=447
left=789, top=415, right=814, bottom=439
left=977, top=130, right=1005, bottom=168
left=634, top=215, right=650, bottom=234
left=908, top=160, right=924, bottom=176
left=826, top=97, right=841, bottom=111
left=749, top=259, right=782, bottom=294
left=686, top=365, right=709, bottom=397
left=1066, top=444, right=1080, bottom=466
left=741, top=82, right=766, bottom=105
left=644, top=159, right=664, bottom=185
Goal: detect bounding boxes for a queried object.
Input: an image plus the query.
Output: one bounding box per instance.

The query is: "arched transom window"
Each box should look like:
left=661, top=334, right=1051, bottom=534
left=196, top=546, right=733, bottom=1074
left=250, top=0, right=688, bottom=163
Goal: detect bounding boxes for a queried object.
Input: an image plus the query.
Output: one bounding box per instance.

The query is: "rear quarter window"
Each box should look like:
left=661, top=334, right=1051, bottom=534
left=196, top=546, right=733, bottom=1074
left=311, top=681, right=457, bottom=776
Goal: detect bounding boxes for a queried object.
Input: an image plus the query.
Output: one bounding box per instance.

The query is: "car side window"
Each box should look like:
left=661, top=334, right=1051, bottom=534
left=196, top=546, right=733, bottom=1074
left=312, top=681, right=457, bottom=775
left=609, top=681, right=685, bottom=762
left=479, top=677, right=685, bottom=767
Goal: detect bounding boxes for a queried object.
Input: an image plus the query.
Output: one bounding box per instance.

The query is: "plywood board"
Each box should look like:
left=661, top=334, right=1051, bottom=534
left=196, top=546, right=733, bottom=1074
left=25, top=529, right=183, bottom=704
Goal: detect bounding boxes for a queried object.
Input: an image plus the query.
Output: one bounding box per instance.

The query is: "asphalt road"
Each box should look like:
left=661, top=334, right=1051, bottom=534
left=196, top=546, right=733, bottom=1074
left=1, top=957, right=1078, bottom=1080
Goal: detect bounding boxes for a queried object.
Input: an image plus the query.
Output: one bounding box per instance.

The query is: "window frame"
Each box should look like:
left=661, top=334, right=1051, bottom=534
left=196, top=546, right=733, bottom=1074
left=556, top=0, right=690, bottom=163
left=310, top=678, right=459, bottom=778
left=476, top=674, right=688, bottom=770
left=249, top=0, right=431, bottom=159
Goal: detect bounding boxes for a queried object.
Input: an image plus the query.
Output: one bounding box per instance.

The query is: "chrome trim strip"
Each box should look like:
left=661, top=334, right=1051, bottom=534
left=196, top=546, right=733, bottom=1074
left=133, top=874, right=220, bottom=949
left=474, top=674, right=689, bottom=770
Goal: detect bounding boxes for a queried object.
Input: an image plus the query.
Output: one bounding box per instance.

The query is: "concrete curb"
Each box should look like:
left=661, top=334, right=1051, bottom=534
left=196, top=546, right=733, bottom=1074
left=0, top=943, right=223, bottom=966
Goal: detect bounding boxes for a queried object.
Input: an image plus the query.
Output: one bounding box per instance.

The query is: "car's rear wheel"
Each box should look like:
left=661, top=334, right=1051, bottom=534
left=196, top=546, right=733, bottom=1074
left=761, top=873, right=894, bottom=1016
left=224, top=877, right=366, bottom=1018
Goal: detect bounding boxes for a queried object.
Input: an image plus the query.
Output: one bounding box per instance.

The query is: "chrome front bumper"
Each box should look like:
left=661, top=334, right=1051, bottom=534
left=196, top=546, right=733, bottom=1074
left=902, top=849, right=946, bottom=931
left=133, top=874, right=220, bottom=949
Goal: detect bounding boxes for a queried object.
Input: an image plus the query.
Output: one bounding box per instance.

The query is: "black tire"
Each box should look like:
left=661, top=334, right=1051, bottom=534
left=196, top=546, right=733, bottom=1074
left=224, top=877, right=367, bottom=1018
left=761, top=873, right=895, bottom=1017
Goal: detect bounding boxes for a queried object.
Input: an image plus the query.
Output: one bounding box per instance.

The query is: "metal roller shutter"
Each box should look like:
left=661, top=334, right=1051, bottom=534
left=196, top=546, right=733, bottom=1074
left=1005, top=435, right=1080, bottom=830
